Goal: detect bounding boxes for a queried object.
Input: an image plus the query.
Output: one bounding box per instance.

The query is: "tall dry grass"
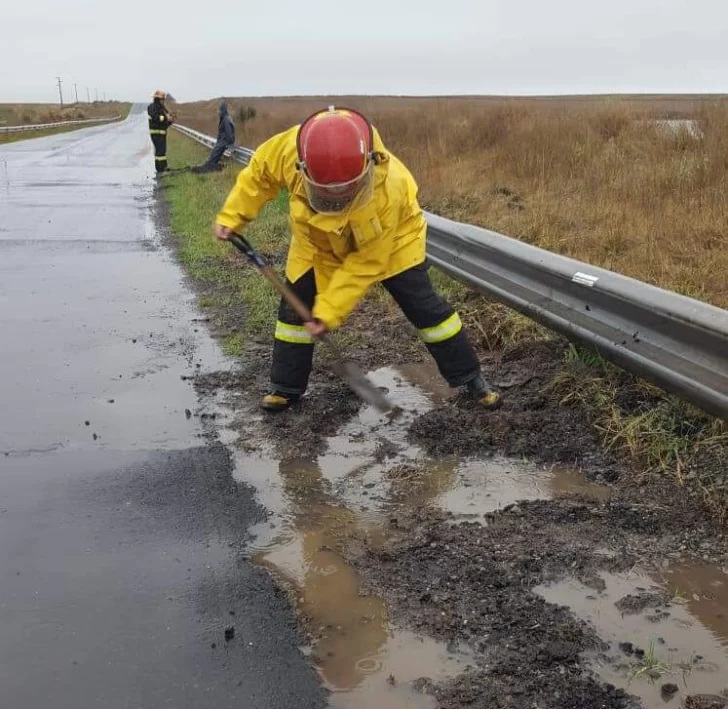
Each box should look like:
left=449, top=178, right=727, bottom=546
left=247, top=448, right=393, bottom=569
left=0, top=102, right=125, bottom=127
left=174, top=96, right=728, bottom=307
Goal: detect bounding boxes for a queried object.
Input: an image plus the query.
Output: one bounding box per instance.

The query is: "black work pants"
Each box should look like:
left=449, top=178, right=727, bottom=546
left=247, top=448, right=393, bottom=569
left=204, top=141, right=228, bottom=167
left=270, top=261, right=480, bottom=395
left=150, top=132, right=167, bottom=172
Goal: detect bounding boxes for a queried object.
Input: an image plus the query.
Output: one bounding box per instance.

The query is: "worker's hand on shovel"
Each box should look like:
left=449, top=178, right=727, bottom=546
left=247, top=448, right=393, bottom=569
left=305, top=319, right=327, bottom=338
left=214, top=224, right=233, bottom=240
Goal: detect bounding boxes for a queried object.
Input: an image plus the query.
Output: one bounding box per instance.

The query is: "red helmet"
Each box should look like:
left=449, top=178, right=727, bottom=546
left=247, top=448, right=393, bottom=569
left=296, top=107, right=375, bottom=214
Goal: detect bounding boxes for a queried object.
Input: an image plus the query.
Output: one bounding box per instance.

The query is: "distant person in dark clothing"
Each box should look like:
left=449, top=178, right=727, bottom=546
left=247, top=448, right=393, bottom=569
left=194, top=102, right=236, bottom=173
left=147, top=89, right=174, bottom=173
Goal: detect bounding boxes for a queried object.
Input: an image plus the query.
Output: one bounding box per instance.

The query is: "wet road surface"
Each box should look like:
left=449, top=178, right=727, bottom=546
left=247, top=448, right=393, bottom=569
left=0, top=108, right=326, bottom=708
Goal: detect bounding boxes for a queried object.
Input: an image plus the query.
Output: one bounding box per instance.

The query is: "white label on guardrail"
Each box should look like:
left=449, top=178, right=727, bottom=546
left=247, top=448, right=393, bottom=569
left=572, top=272, right=599, bottom=287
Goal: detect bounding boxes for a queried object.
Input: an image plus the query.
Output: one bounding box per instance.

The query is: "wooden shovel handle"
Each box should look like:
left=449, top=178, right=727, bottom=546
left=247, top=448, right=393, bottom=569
left=228, top=233, right=320, bottom=328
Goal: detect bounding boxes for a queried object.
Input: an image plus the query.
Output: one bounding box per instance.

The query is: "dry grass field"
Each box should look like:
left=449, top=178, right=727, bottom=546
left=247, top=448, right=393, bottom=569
left=173, top=94, right=728, bottom=307
left=0, top=101, right=128, bottom=127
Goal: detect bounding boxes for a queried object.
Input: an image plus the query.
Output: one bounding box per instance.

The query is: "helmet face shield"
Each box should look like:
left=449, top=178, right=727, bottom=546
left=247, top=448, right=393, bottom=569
left=296, top=106, right=376, bottom=215
left=301, top=161, right=374, bottom=215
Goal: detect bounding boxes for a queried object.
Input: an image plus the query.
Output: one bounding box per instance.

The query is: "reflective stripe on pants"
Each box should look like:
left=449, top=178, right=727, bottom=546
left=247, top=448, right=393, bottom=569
left=274, top=321, right=314, bottom=344
left=419, top=312, right=463, bottom=343
left=270, top=270, right=317, bottom=396
left=150, top=133, right=167, bottom=172
left=381, top=261, right=479, bottom=387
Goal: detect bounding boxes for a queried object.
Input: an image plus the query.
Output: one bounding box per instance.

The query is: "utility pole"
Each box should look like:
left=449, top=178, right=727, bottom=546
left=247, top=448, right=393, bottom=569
left=56, top=76, right=64, bottom=107
left=74, top=83, right=78, bottom=104
left=103, top=92, right=106, bottom=102
left=86, top=87, right=90, bottom=103
left=95, top=88, right=98, bottom=102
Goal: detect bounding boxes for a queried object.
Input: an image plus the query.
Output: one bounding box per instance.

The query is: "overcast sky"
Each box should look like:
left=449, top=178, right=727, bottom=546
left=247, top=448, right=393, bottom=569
left=2, top=0, right=726, bottom=102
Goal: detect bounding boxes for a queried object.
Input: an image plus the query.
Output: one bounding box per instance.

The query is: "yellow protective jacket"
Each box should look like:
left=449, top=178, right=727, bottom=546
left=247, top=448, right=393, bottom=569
left=215, top=124, right=427, bottom=330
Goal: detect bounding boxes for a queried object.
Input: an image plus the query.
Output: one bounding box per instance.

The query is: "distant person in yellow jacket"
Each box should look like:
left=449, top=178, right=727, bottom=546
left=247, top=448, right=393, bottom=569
left=214, top=106, right=500, bottom=412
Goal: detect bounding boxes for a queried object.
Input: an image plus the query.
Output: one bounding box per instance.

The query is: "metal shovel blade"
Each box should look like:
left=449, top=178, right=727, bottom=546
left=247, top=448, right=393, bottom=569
left=329, top=358, right=392, bottom=413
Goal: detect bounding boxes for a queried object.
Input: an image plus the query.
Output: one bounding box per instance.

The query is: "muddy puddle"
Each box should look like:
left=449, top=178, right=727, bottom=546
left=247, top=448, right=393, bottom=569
left=257, top=529, right=473, bottom=708
left=312, top=364, right=610, bottom=522
left=240, top=447, right=474, bottom=707
left=536, top=561, right=728, bottom=707
left=218, top=361, right=617, bottom=706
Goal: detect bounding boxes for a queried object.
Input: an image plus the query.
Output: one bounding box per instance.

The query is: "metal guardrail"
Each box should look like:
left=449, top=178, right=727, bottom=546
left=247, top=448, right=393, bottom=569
left=172, top=123, right=728, bottom=419
left=172, top=123, right=254, bottom=163
left=0, top=115, right=122, bottom=134
left=426, top=215, right=728, bottom=419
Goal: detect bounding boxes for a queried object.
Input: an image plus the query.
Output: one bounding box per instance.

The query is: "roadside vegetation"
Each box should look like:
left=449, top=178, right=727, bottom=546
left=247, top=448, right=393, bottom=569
left=161, top=95, right=727, bottom=522
left=0, top=102, right=131, bottom=144
left=0, top=101, right=129, bottom=126
left=163, top=135, right=287, bottom=356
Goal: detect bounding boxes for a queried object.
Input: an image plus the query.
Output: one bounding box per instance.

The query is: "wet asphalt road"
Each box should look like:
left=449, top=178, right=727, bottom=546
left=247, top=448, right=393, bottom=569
left=0, top=108, right=326, bottom=708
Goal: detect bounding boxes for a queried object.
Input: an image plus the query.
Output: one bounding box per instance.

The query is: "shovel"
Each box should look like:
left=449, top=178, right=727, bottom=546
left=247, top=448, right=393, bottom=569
left=228, top=233, right=392, bottom=413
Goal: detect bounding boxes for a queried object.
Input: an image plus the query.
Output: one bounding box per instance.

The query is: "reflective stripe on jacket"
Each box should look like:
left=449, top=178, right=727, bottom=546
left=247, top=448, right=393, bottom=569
left=147, top=100, right=171, bottom=133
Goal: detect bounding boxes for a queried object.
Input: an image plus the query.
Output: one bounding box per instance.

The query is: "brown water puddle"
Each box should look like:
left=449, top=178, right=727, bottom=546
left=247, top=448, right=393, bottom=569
left=256, top=526, right=473, bottom=707
left=227, top=362, right=612, bottom=706
left=315, top=364, right=610, bottom=520
left=434, top=459, right=610, bottom=518
left=660, top=561, right=728, bottom=646
left=235, top=450, right=473, bottom=707
left=536, top=562, right=728, bottom=707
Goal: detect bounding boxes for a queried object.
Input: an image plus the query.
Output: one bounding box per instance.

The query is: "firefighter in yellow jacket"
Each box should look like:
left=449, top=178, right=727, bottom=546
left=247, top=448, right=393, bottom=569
left=214, top=106, right=501, bottom=412
left=147, top=90, right=173, bottom=173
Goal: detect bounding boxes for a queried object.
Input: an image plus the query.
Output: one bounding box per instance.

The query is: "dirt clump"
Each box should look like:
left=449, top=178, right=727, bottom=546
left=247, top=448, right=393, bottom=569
left=684, top=696, right=728, bottom=709
left=410, top=341, right=620, bottom=478
left=614, top=590, right=668, bottom=615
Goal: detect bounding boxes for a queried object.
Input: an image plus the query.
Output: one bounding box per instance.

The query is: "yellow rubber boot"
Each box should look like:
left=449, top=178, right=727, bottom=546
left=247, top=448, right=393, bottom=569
left=465, top=375, right=502, bottom=409
left=261, top=392, right=300, bottom=412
